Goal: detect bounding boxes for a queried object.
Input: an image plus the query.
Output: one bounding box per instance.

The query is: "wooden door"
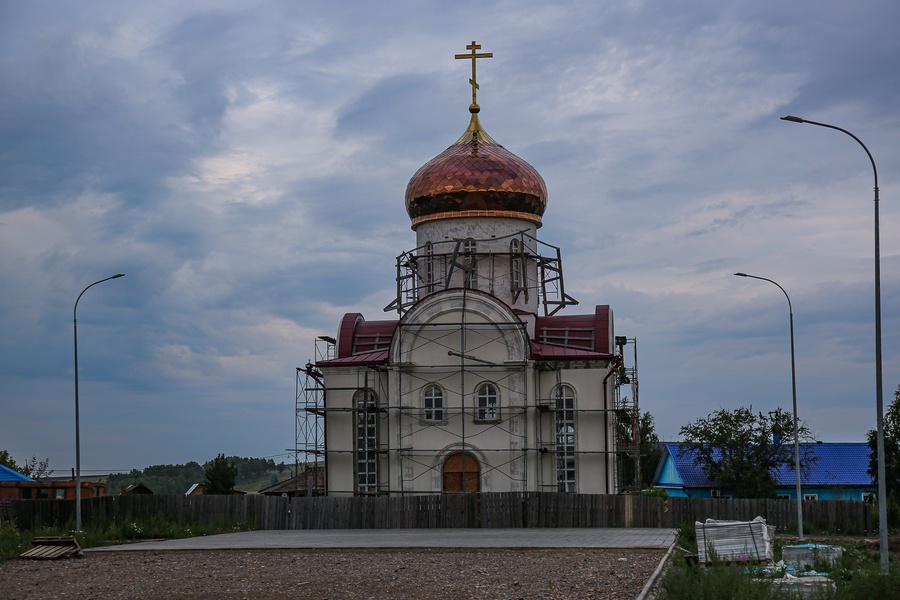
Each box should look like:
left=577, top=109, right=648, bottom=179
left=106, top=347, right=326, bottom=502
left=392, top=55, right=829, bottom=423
left=442, top=452, right=480, bottom=492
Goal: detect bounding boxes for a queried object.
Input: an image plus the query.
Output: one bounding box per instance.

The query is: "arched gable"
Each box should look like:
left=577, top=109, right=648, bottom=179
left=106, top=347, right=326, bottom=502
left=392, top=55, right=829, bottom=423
left=390, top=289, right=528, bottom=365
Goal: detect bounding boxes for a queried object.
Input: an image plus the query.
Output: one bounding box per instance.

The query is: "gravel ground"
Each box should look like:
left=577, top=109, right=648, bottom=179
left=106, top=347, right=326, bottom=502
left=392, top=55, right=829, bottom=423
left=0, top=548, right=666, bottom=599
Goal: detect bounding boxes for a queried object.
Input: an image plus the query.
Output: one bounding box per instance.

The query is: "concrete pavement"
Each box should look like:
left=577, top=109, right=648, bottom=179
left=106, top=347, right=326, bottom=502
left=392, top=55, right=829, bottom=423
left=89, top=527, right=676, bottom=552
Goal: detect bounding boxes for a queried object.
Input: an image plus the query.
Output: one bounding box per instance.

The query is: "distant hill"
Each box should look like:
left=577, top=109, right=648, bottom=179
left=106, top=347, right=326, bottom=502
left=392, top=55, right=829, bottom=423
left=106, top=456, right=293, bottom=495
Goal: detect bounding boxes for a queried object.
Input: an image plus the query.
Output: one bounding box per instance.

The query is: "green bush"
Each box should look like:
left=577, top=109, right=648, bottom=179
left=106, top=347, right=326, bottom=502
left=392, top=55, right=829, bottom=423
left=674, top=522, right=697, bottom=553
left=0, top=521, right=30, bottom=558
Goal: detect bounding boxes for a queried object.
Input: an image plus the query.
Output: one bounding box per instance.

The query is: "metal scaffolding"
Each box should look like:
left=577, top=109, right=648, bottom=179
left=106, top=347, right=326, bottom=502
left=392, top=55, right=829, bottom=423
left=294, top=336, right=333, bottom=486
left=613, top=336, right=640, bottom=493
left=384, top=230, right=578, bottom=316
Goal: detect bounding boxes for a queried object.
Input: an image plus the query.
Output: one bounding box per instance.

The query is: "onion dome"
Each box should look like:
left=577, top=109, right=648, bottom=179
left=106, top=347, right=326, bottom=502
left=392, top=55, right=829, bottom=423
left=405, top=112, right=548, bottom=228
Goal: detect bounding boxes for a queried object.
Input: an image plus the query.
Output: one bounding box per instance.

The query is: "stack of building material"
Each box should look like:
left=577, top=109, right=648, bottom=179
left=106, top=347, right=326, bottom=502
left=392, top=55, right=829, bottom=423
left=782, top=544, right=843, bottom=571
left=771, top=574, right=836, bottom=597
left=695, top=517, right=773, bottom=563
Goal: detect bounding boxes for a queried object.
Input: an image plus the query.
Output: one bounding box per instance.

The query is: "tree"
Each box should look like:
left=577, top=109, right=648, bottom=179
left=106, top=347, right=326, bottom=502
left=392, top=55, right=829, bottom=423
left=617, top=411, right=663, bottom=489
left=678, top=406, right=815, bottom=499
left=0, top=451, right=50, bottom=478
left=867, top=385, right=900, bottom=500
left=203, top=454, right=237, bottom=494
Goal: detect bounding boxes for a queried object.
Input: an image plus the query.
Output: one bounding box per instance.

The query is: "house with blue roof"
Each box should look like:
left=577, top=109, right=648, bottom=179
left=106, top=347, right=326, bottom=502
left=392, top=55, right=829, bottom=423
left=0, top=464, right=107, bottom=500
left=0, top=464, right=33, bottom=483
left=0, top=463, right=34, bottom=499
left=652, top=442, right=875, bottom=501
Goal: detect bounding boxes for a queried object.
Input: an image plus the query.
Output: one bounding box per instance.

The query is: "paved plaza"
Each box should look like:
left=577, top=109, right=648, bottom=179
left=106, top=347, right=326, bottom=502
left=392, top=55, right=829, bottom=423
left=89, top=527, right=676, bottom=552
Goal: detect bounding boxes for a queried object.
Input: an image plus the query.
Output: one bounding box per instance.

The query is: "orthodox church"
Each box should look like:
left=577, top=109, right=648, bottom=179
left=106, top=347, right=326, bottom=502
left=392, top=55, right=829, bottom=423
left=298, top=42, right=638, bottom=496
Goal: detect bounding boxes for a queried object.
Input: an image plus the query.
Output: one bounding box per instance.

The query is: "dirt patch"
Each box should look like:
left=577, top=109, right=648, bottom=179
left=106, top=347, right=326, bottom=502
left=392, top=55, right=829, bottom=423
left=0, top=547, right=665, bottom=599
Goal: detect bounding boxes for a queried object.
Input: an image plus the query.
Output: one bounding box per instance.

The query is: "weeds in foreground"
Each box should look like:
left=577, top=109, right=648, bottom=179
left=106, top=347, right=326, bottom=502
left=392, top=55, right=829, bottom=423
left=656, top=564, right=789, bottom=600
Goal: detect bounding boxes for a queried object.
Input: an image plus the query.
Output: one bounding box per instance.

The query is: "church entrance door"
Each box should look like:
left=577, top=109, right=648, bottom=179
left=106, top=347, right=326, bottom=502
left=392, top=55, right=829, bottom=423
left=442, top=452, right=480, bottom=492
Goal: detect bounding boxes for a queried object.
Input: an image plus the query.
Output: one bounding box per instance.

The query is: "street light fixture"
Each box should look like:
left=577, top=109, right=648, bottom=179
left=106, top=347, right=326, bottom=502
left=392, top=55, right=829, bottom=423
left=734, top=272, right=803, bottom=541
left=74, top=273, right=124, bottom=531
left=780, top=114, right=887, bottom=573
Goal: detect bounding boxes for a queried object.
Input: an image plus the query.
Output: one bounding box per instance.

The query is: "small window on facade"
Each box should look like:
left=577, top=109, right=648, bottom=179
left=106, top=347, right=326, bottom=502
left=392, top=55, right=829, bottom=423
left=776, top=494, right=790, bottom=500
left=509, top=240, right=528, bottom=300
left=424, top=242, right=434, bottom=293
left=803, top=493, right=818, bottom=501
left=510, top=239, right=523, bottom=294
left=476, top=383, right=499, bottom=421
left=862, top=492, right=876, bottom=504
left=463, top=238, right=477, bottom=288
left=423, top=384, right=444, bottom=421
left=554, top=384, right=577, bottom=492
left=54, top=489, right=66, bottom=499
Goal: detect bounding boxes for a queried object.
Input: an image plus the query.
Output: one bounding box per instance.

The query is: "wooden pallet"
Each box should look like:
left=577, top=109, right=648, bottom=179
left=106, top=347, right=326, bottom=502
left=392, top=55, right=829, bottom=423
left=20, top=536, right=83, bottom=560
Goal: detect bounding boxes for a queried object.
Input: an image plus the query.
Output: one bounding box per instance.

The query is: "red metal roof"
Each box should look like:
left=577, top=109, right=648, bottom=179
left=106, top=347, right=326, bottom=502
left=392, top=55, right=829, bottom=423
left=534, top=305, right=612, bottom=356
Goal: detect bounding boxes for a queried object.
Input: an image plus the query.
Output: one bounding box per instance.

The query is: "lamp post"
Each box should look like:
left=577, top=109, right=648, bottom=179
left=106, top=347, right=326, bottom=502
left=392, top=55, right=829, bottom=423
left=74, top=273, right=124, bottom=531
left=734, top=272, right=803, bottom=541
left=780, top=115, right=887, bottom=572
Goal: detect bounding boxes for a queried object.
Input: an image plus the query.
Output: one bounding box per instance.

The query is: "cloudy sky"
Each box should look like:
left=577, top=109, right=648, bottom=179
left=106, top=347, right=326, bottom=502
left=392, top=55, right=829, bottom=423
left=2, top=1, right=899, bottom=476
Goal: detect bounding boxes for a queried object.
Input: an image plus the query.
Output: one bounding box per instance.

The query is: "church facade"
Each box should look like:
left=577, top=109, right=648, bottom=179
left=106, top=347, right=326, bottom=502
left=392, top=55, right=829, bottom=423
left=298, top=43, right=637, bottom=496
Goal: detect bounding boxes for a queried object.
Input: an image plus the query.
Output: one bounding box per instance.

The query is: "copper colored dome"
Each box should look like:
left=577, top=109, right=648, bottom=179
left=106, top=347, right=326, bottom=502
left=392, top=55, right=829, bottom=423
left=405, top=114, right=548, bottom=228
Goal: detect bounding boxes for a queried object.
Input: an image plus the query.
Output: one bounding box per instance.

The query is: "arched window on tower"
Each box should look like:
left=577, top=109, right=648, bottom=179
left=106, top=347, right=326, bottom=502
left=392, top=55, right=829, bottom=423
left=423, top=384, right=444, bottom=421
left=463, top=238, right=477, bottom=288
left=475, top=382, right=499, bottom=421
left=554, top=384, right=577, bottom=492
left=354, top=389, right=379, bottom=494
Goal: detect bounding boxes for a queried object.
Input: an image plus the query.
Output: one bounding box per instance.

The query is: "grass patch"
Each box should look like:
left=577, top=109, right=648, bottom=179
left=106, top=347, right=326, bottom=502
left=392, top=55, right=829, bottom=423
left=0, top=516, right=253, bottom=560
left=657, top=532, right=900, bottom=600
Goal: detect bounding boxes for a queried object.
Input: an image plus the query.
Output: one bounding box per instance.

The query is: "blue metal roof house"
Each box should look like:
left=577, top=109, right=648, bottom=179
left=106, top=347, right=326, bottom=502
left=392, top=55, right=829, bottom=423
left=652, top=442, right=875, bottom=501
left=0, top=464, right=34, bottom=482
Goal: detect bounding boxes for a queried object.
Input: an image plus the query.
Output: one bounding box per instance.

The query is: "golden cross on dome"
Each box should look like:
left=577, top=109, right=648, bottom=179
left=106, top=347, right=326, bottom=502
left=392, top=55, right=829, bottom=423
left=455, top=40, right=492, bottom=113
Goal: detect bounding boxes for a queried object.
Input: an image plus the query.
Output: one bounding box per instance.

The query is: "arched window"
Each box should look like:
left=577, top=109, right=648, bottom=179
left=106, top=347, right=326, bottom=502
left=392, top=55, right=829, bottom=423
left=463, top=238, right=477, bottom=288
left=423, top=384, right=444, bottom=421
left=354, top=389, right=379, bottom=493
left=476, top=382, right=499, bottom=421
left=554, top=384, right=577, bottom=492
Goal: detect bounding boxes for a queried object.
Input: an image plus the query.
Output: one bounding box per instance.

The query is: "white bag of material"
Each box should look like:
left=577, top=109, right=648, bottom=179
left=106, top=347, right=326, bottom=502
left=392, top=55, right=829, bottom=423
left=695, top=516, right=773, bottom=564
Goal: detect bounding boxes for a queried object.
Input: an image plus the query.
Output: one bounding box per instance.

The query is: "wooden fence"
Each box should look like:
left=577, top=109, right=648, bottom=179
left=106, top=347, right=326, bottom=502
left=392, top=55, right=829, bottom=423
left=1, top=493, right=875, bottom=536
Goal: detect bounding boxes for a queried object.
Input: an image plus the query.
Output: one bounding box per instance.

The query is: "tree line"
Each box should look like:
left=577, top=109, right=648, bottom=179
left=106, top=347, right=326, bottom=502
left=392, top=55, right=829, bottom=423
left=105, top=455, right=289, bottom=495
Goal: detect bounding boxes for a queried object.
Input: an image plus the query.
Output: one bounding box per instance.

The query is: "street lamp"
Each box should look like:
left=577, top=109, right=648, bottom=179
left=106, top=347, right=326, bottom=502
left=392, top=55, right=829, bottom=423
left=74, top=273, right=124, bottom=531
left=780, top=115, right=887, bottom=572
left=734, top=272, right=803, bottom=541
